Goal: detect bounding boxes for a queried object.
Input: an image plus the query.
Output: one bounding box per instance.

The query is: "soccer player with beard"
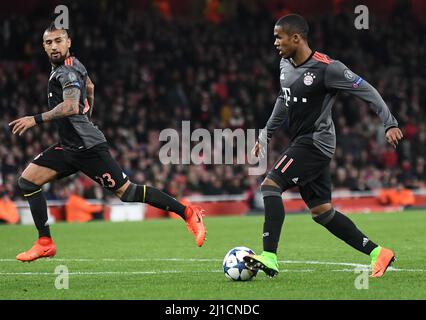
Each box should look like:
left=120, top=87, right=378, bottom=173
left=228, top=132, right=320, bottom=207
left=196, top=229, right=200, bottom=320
left=244, top=14, right=403, bottom=278
left=9, top=24, right=206, bottom=262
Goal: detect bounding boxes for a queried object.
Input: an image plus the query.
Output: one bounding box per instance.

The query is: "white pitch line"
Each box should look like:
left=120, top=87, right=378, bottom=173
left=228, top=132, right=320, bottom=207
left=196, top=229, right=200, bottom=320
left=0, top=258, right=364, bottom=264
left=0, top=258, right=368, bottom=266
left=0, top=258, right=218, bottom=262
left=333, top=268, right=425, bottom=273
left=0, top=269, right=316, bottom=276
left=0, top=258, right=424, bottom=273
left=0, top=270, right=209, bottom=276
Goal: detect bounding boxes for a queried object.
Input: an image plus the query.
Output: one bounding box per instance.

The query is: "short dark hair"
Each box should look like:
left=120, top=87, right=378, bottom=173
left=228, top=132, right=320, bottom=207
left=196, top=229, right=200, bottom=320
left=44, top=22, right=70, bottom=38
left=275, top=14, right=309, bottom=40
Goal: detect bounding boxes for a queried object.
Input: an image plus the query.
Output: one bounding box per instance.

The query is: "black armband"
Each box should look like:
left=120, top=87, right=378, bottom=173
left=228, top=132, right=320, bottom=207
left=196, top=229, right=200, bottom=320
left=34, top=114, right=44, bottom=124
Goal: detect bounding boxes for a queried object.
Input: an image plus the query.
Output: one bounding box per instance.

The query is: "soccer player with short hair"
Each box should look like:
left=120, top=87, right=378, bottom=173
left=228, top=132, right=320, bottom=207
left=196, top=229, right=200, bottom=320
left=244, top=14, right=403, bottom=278
left=9, top=24, right=206, bottom=262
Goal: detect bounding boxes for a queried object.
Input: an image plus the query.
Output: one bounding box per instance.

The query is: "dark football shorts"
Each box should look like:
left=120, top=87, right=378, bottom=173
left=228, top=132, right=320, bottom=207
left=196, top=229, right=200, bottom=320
left=267, top=137, right=332, bottom=209
left=32, top=142, right=128, bottom=191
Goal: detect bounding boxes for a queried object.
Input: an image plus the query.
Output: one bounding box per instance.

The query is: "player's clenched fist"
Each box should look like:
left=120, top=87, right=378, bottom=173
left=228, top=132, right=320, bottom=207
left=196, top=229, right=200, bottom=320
left=385, top=127, right=404, bottom=149
left=9, top=116, right=37, bottom=136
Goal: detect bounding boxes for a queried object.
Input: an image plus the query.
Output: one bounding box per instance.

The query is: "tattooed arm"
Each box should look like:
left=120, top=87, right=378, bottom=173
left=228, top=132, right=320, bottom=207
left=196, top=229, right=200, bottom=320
left=41, top=87, right=80, bottom=121
left=86, top=76, right=95, bottom=116
left=9, top=87, right=80, bottom=136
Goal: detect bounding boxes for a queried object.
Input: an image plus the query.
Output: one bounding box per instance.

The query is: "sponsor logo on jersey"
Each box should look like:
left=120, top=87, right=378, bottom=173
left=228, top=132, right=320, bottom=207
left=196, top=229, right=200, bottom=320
left=280, top=87, right=309, bottom=104
left=303, top=72, right=316, bottom=86
left=292, top=177, right=299, bottom=184
left=282, top=87, right=291, bottom=106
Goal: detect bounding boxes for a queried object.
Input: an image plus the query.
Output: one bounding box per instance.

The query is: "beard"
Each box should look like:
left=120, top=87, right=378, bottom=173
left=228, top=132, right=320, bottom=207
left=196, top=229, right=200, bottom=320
left=49, top=52, right=66, bottom=64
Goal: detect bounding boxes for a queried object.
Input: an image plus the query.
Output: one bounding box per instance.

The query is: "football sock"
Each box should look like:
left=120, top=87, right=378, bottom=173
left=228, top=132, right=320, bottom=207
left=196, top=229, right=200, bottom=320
left=121, top=183, right=186, bottom=218
left=261, top=185, right=285, bottom=254
left=313, top=208, right=378, bottom=255
left=18, top=177, right=51, bottom=238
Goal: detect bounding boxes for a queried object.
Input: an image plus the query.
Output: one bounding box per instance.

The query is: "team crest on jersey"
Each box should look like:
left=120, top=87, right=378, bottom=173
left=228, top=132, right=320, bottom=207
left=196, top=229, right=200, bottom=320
left=303, top=72, right=316, bottom=86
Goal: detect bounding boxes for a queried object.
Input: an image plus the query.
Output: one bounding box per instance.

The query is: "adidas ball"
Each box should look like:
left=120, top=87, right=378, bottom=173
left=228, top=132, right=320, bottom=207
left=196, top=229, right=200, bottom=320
left=223, top=247, right=258, bottom=281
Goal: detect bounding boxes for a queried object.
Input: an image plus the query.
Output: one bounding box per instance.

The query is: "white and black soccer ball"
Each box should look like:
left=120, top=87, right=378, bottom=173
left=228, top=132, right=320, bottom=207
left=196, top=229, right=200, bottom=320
left=223, top=247, right=258, bottom=281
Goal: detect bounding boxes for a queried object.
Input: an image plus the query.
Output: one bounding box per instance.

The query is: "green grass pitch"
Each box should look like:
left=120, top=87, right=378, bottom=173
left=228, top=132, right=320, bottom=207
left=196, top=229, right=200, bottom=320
left=1, top=210, right=425, bottom=300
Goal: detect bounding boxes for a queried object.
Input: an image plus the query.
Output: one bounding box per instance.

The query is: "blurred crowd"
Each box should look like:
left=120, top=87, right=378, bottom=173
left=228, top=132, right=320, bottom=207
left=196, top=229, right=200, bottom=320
left=0, top=1, right=425, bottom=202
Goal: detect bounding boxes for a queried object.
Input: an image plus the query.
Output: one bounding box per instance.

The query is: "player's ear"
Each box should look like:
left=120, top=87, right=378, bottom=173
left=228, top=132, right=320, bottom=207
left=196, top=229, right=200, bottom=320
left=42, top=34, right=47, bottom=51
left=42, top=41, right=49, bottom=53
left=66, top=36, right=71, bottom=49
left=293, top=33, right=301, bottom=44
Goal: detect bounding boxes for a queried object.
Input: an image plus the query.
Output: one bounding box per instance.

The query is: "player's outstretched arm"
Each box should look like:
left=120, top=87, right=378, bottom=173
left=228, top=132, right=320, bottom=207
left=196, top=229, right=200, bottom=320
left=9, top=86, right=80, bottom=136
left=86, top=76, right=95, bottom=116
left=324, top=60, right=403, bottom=148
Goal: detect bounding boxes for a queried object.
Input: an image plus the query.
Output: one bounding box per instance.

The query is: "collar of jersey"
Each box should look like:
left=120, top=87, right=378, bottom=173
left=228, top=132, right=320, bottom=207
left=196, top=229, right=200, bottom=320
left=289, top=50, right=315, bottom=68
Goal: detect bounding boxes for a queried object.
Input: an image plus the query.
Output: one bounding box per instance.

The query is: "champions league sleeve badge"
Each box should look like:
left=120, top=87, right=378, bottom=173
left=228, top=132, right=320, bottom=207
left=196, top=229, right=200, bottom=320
left=352, top=76, right=364, bottom=88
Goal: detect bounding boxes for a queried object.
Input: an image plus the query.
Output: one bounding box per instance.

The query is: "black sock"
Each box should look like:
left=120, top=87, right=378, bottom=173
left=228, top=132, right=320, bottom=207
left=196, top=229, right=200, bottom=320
left=18, top=178, right=51, bottom=238
left=121, top=184, right=186, bottom=219
left=261, top=185, right=285, bottom=254
left=313, top=208, right=378, bottom=255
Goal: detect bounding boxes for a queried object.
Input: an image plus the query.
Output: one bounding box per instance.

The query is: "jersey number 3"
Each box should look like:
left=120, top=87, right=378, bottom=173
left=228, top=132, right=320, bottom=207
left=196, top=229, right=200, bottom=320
left=95, top=173, right=116, bottom=188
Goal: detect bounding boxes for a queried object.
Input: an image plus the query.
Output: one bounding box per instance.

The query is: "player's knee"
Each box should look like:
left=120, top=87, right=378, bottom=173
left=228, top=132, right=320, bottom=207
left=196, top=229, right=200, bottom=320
left=310, top=203, right=332, bottom=216
left=120, top=182, right=147, bottom=203
left=119, top=182, right=137, bottom=202
left=260, top=182, right=282, bottom=198
left=114, top=180, right=130, bottom=198
left=261, top=178, right=281, bottom=189
left=17, top=177, right=41, bottom=195
left=311, top=204, right=334, bottom=224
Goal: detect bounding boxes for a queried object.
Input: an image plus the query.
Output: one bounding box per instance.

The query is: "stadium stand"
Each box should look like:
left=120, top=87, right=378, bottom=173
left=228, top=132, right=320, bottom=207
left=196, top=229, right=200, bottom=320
left=0, top=0, right=425, bottom=219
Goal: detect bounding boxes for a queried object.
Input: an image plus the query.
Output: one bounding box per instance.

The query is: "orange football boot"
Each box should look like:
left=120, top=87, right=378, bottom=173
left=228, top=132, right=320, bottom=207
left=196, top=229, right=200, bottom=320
left=184, top=206, right=206, bottom=247
left=16, top=237, right=56, bottom=262
left=370, top=246, right=396, bottom=278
